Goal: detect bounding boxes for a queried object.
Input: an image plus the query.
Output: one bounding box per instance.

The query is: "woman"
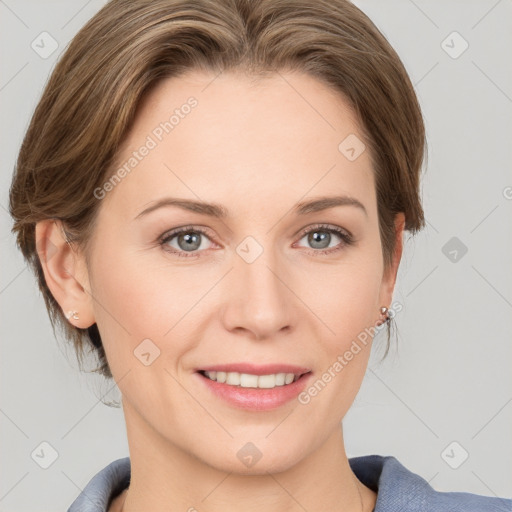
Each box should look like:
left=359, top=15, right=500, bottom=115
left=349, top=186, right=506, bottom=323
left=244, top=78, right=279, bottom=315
left=9, top=0, right=511, bottom=511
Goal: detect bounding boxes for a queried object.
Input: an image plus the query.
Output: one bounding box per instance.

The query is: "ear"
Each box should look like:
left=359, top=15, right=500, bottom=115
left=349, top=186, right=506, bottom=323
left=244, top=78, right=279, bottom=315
left=35, top=219, right=96, bottom=328
left=378, top=212, right=406, bottom=310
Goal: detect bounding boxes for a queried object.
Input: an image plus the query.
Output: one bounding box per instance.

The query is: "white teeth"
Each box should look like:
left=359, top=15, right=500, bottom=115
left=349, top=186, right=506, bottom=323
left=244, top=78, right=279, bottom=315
left=284, top=373, right=294, bottom=385
left=203, top=371, right=300, bottom=389
left=240, top=373, right=258, bottom=387
left=275, top=373, right=286, bottom=386
left=257, top=374, right=276, bottom=388
left=226, top=372, right=240, bottom=385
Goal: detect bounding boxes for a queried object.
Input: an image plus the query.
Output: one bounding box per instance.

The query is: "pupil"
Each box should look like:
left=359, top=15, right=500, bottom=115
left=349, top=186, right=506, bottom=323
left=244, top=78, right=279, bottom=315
left=310, top=231, right=329, bottom=249
left=180, top=232, right=200, bottom=251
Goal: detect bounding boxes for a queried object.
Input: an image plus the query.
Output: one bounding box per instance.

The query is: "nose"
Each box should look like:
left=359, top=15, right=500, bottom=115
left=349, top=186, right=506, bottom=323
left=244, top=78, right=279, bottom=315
left=220, top=244, right=296, bottom=340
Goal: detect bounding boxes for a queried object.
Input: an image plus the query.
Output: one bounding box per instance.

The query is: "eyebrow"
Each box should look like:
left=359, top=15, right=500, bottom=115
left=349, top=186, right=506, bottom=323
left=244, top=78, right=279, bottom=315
left=134, top=194, right=367, bottom=220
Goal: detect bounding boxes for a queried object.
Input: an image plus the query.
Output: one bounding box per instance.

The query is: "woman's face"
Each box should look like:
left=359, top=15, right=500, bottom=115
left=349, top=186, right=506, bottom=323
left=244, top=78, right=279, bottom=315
left=63, top=70, right=403, bottom=473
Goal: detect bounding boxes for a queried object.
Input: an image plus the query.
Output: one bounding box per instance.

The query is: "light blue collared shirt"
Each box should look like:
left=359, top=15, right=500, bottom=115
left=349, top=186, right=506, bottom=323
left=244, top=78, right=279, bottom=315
left=67, top=454, right=512, bottom=511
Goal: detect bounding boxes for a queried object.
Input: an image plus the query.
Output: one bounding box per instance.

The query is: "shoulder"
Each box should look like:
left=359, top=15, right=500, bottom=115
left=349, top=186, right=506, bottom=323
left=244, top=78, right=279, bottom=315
left=349, top=454, right=512, bottom=512
left=67, top=457, right=131, bottom=512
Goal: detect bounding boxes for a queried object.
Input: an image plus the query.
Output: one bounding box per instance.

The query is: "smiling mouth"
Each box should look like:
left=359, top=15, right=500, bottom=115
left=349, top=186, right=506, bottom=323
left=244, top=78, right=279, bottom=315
left=198, top=370, right=310, bottom=389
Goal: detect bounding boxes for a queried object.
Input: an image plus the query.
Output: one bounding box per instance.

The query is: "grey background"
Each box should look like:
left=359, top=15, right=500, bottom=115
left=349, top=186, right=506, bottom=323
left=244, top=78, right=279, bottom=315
left=1, top=0, right=511, bottom=510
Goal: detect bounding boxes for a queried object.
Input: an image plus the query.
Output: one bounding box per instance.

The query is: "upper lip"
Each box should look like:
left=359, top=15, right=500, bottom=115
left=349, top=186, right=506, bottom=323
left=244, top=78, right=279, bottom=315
left=197, top=363, right=311, bottom=376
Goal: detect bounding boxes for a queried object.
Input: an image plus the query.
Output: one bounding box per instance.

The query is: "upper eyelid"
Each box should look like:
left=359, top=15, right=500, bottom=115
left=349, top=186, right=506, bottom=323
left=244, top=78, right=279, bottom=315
left=297, top=223, right=351, bottom=238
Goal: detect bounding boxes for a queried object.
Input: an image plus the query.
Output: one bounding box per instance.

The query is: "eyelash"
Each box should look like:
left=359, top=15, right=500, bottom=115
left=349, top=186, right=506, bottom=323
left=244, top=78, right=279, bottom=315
left=158, top=223, right=354, bottom=258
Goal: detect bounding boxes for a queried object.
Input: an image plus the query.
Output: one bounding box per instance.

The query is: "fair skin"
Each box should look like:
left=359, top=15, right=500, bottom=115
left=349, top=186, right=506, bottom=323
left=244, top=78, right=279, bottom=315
left=37, top=69, right=405, bottom=512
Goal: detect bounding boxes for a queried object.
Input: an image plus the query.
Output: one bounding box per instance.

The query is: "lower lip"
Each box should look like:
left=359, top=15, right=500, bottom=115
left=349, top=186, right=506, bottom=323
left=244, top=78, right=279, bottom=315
left=196, top=372, right=312, bottom=411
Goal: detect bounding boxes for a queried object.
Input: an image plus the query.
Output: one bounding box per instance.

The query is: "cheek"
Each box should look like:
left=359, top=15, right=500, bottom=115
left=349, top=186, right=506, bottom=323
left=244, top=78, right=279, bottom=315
left=86, top=241, right=174, bottom=366
left=306, top=254, right=383, bottom=340
left=302, top=255, right=383, bottom=407
left=87, top=239, right=215, bottom=377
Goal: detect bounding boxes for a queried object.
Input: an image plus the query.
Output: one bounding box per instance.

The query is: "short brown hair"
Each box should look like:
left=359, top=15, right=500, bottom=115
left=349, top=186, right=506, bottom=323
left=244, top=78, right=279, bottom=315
left=9, top=0, right=426, bottom=380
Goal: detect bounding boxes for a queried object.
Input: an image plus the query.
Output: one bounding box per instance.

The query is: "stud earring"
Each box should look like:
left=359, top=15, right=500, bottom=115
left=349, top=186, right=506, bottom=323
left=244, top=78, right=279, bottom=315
left=66, top=310, right=79, bottom=321
left=379, top=306, right=390, bottom=325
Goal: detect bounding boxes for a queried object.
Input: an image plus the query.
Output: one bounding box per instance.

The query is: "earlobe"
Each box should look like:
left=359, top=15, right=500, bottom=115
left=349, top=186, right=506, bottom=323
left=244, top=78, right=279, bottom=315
left=35, top=219, right=96, bottom=328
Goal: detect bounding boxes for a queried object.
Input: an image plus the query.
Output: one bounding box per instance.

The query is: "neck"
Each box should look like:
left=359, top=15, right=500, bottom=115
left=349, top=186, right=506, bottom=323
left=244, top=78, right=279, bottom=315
left=116, top=400, right=376, bottom=512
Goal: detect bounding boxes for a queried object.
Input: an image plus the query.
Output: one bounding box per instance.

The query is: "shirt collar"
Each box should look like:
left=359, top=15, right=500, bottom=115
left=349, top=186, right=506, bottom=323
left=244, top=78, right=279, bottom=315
left=68, top=453, right=503, bottom=512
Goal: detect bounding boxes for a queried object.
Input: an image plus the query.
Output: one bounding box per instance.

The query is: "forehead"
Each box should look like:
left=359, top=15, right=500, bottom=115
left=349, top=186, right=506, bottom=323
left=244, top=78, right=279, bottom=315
left=103, top=69, right=376, bottom=221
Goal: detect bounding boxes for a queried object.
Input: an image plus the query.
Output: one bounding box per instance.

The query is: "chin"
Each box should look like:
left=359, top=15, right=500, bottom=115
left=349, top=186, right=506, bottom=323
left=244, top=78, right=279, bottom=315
left=194, top=435, right=307, bottom=476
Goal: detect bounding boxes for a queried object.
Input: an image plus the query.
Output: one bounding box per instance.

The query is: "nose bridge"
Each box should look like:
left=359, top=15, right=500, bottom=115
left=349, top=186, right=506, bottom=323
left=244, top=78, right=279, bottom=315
left=225, top=233, right=293, bottom=335
left=238, top=234, right=285, bottom=300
